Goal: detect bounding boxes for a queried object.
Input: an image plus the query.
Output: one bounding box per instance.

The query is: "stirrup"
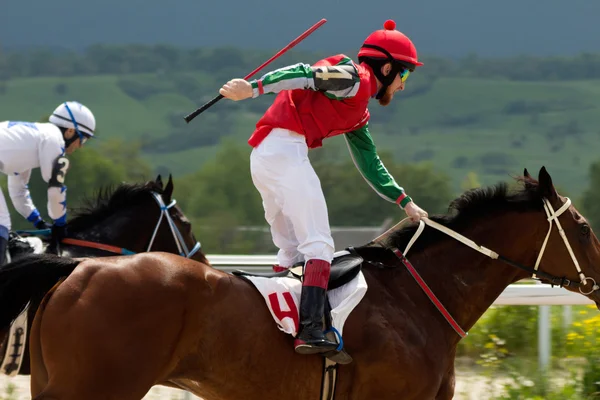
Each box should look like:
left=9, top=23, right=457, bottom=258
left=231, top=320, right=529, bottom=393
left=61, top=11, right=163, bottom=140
left=294, top=332, right=338, bottom=355
left=294, top=341, right=338, bottom=355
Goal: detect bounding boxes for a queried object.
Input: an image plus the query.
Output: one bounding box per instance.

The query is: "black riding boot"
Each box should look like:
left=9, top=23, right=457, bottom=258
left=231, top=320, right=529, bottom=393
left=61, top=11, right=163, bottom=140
left=0, top=236, right=8, bottom=267
left=294, top=259, right=338, bottom=355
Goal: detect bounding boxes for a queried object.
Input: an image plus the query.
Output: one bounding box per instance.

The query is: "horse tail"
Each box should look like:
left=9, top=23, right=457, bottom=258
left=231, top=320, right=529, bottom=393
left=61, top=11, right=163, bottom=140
left=0, top=254, right=80, bottom=332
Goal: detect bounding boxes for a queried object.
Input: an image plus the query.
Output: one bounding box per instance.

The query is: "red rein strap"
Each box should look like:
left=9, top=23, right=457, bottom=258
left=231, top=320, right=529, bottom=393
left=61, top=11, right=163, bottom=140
left=61, top=238, right=136, bottom=255
left=391, top=248, right=467, bottom=338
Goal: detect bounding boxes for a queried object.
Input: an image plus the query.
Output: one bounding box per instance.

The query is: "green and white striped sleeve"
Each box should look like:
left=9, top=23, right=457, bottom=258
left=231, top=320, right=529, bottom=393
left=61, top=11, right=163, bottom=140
left=344, top=124, right=412, bottom=208
left=249, top=58, right=361, bottom=100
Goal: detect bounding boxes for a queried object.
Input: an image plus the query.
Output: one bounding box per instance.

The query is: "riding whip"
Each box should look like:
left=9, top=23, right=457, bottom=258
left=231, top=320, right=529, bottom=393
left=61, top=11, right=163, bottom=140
left=184, top=18, right=328, bottom=123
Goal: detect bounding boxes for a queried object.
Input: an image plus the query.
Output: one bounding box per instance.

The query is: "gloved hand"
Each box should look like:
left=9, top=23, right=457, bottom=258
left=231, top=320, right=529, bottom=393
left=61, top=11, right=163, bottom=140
left=48, top=224, right=67, bottom=255
left=34, top=219, right=51, bottom=230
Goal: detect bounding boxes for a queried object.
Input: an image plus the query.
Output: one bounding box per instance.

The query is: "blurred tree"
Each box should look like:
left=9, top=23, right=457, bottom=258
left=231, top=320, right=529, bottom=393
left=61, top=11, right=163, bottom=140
left=461, top=172, right=482, bottom=191
left=581, top=160, right=600, bottom=231
left=172, top=140, right=455, bottom=252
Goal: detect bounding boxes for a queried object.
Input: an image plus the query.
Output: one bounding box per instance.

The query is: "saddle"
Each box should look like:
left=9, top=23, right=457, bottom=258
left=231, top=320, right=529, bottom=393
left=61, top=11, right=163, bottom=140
left=233, top=248, right=364, bottom=365
left=233, top=248, right=364, bottom=291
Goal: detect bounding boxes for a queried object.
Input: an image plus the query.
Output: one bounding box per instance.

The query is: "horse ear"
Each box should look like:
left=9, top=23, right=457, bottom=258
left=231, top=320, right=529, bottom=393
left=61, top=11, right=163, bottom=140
left=155, top=174, right=163, bottom=189
left=522, top=168, right=536, bottom=190
left=538, top=166, right=558, bottom=200
left=163, top=174, right=174, bottom=203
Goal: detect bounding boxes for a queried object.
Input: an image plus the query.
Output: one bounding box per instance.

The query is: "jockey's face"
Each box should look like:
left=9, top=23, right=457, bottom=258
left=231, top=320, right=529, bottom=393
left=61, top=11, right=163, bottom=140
left=384, top=63, right=406, bottom=93
left=378, top=62, right=406, bottom=106
left=63, top=128, right=84, bottom=155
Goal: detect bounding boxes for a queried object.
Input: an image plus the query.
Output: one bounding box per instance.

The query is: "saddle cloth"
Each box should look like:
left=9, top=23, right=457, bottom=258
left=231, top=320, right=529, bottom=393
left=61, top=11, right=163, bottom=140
left=244, top=269, right=368, bottom=338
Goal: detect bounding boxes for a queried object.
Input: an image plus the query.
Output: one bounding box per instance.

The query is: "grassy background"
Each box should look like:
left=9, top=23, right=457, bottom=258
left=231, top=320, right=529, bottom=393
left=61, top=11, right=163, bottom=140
left=1, top=72, right=598, bottom=196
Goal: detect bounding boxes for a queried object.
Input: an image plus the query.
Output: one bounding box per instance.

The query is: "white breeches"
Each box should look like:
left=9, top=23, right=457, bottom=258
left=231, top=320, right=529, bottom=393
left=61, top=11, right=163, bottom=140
left=250, top=128, right=334, bottom=267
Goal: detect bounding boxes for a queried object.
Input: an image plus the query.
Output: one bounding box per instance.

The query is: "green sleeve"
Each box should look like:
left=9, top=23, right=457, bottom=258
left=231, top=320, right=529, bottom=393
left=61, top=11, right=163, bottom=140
left=249, top=57, right=360, bottom=99
left=344, top=124, right=412, bottom=208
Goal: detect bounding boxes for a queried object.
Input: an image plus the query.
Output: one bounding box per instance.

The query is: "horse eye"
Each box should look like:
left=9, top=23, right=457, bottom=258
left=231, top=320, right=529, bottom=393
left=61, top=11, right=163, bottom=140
left=581, top=224, right=591, bottom=236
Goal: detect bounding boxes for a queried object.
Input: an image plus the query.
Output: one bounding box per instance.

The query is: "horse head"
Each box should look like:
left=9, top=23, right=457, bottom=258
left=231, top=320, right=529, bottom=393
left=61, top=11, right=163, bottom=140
left=64, top=174, right=206, bottom=263
left=361, top=166, right=600, bottom=336
left=522, top=166, right=600, bottom=306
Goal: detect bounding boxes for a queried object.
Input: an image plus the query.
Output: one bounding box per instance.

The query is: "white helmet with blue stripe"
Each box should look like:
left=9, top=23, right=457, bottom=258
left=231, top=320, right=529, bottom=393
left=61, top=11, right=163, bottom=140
left=49, top=102, right=96, bottom=143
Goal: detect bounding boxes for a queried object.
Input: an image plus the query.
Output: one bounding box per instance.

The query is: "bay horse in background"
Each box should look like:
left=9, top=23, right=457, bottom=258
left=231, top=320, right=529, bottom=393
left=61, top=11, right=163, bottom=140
left=2, top=166, right=600, bottom=399
left=0, top=174, right=206, bottom=377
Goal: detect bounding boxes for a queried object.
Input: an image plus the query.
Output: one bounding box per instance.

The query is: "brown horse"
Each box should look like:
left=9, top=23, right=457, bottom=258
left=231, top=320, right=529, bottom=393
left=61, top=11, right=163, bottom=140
left=2, top=166, right=600, bottom=399
left=0, top=174, right=207, bottom=377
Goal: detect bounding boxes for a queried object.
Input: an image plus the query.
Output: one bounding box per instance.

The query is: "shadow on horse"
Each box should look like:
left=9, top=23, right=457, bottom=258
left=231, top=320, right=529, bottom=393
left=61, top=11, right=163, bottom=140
left=0, top=174, right=206, bottom=377
left=1, top=166, right=600, bottom=400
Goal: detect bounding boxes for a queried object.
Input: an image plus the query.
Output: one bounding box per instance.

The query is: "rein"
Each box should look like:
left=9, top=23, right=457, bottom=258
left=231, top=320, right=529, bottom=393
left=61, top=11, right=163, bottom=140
left=17, top=191, right=201, bottom=259
left=390, top=196, right=599, bottom=337
left=61, top=238, right=136, bottom=255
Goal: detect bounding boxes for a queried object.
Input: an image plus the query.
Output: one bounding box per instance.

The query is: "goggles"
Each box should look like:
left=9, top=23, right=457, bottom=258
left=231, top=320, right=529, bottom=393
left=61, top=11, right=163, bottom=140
left=400, top=68, right=411, bottom=83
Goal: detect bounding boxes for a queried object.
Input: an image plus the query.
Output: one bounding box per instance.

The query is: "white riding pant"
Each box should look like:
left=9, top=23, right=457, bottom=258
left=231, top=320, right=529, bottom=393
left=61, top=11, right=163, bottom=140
left=250, top=128, right=335, bottom=267
left=0, top=187, right=11, bottom=231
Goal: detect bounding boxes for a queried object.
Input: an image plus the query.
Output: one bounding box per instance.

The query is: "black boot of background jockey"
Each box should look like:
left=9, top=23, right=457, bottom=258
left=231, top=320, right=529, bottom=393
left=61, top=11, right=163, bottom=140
left=294, top=259, right=338, bottom=354
left=0, top=226, right=8, bottom=266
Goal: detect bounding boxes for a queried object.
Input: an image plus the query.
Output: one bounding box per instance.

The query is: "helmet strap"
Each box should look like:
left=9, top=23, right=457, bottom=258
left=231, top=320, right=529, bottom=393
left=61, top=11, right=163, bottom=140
left=359, top=44, right=405, bottom=99
left=61, top=128, right=79, bottom=149
left=64, top=135, right=79, bottom=148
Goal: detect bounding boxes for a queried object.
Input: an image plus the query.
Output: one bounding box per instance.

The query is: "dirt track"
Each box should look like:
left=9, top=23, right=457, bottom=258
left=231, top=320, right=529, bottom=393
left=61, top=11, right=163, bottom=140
left=0, top=375, right=201, bottom=399
left=0, top=369, right=506, bottom=399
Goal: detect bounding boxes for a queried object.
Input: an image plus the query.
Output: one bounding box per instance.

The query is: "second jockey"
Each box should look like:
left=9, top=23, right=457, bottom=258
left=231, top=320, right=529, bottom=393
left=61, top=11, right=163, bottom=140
left=0, top=101, right=96, bottom=264
left=219, top=20, right=428, bottom=355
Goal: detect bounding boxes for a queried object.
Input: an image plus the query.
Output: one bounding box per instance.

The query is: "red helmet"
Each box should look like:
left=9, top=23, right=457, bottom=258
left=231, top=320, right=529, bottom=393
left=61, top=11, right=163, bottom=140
left=358, top=20, right=423, bottom=67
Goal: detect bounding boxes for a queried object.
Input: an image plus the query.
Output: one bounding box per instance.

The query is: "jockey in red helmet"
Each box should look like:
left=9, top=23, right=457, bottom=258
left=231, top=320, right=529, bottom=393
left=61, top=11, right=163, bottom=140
left=358, top=19, right=423, bottom=104
left=219, top=20, right=428, bottom=356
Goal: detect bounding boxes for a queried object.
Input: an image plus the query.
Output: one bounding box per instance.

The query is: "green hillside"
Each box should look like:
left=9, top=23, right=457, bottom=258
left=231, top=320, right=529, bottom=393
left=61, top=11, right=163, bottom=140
left=1, top=70, right=599, bottom=197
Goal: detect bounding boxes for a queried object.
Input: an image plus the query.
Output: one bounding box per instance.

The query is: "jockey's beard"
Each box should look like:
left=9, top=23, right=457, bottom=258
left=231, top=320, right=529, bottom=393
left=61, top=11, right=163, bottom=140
left=378, top=86, right=394, bottom=106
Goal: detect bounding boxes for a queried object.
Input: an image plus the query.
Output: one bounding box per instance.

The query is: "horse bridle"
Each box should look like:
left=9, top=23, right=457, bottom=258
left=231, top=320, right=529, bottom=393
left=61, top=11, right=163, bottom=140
left=146, top=192, right=201, bottom=258
left=531, top=197, right=598, bottom=295
left=403, top=196, right=600, bottom=296
left=60, top=191, right=201, bottom=258
left=386, top=195, right=600, bottom=338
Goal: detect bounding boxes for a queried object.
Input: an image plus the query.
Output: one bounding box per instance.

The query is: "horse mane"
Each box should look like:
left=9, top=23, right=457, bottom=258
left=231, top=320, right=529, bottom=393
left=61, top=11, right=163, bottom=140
left=67, top=181, right=163, bottom=232
left=384, top=175, right=545, bottom=254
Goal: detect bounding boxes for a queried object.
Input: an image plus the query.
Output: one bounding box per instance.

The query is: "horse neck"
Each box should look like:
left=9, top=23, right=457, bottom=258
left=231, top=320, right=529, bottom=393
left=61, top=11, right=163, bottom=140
left=69, top=209, right=149, bottom=249
left=67, top=202, right=210, bottom=263
left=386, top=211, right=541, bottom=340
